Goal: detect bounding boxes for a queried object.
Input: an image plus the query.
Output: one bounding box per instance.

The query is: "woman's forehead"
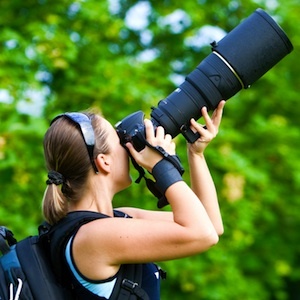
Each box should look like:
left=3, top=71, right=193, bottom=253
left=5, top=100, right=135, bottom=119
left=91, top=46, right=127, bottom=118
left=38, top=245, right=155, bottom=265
left=101, top=118, right=119, bottom=139
left=102, top=118, right=114, bottom=132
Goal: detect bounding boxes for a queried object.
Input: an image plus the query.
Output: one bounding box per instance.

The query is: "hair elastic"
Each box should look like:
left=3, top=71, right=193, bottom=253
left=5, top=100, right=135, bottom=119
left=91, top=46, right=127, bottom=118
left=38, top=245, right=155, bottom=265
left=46, top=170, right=65, bottom=186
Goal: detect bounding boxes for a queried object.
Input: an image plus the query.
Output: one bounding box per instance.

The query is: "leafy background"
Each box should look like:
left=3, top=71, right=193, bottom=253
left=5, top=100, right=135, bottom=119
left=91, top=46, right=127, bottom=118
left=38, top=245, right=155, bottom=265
left=0, top=0, right=299, bottom=299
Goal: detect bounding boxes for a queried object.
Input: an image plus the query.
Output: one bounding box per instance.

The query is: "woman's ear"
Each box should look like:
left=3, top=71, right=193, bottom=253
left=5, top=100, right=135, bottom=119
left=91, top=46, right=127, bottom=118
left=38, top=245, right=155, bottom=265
left=94, top=154, right=111, bottom=174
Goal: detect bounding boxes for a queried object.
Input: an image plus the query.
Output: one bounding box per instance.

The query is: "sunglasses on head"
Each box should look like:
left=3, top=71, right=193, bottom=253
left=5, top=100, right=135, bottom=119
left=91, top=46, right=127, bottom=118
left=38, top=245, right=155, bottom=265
left=50, top=112, right=99, bottom=173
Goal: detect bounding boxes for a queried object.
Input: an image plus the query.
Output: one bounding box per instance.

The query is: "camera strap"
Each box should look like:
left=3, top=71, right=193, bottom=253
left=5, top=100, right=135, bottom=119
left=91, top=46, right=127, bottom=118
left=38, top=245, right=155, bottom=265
left=142, top=140, right=184, bottom=176
left=123, top=149, right=165, bottom=207
left=125, top=140, right=184, bottom=208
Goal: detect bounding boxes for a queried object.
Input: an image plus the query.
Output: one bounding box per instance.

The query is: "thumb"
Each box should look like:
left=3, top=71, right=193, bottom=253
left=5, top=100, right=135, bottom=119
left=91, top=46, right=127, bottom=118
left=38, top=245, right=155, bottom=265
left=125, top=142, right=138, bottom=156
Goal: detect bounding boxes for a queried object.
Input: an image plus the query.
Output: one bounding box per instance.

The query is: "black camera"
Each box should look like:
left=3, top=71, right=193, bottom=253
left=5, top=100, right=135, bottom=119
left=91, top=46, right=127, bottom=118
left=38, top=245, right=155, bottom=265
left=116, top=8, right=293, bottom=151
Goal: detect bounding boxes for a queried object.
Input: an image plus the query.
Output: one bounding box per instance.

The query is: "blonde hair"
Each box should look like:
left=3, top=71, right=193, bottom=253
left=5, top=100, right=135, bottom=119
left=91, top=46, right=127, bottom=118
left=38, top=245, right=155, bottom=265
left=42, top=113, right=109, bottom=224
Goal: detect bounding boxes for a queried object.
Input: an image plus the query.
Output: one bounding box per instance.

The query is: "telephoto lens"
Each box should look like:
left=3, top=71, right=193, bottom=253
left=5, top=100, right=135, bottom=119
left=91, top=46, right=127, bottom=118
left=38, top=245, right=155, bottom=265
left=116, top=8, right=293, bottom=149
left=150, top=8, right=293, bottom=143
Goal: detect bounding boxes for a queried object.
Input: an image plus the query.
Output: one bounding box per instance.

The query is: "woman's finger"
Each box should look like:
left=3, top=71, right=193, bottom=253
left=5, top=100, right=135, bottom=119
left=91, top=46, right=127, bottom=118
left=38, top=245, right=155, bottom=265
left=211, top=100, right=225, bottom=128
left=155, top=126, right=165, bottom=139
left=144, top=119, right=155, bottom=142
left=165, top=133, right=172, bottom=142
left=125, top=141, right=139, bottom=156
left=201, top=106, right=214, bottom=131
left=190, top=118, right=206, bottom=134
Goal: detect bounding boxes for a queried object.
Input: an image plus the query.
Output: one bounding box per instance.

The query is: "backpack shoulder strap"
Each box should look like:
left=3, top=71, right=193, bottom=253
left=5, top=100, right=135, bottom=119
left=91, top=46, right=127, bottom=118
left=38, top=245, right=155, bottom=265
left=46, top=209, right=128, bottom=246
left=45, top=210, right=149, bottom=300
left=44, top=210, right=110, bottom=285
left=111, top=264, right=149, bottom=300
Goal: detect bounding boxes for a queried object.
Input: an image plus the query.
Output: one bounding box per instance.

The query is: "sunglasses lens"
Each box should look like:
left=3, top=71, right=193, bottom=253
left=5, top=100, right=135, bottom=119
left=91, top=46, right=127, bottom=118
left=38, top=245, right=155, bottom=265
left=50, top=112, right=99, bottom=173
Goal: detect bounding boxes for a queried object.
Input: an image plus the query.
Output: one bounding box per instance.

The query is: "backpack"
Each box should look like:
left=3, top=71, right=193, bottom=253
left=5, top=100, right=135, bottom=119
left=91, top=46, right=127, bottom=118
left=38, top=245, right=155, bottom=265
left=0, top=211, right=149, bottom=300
left=0, top=226, right=72, bottom=300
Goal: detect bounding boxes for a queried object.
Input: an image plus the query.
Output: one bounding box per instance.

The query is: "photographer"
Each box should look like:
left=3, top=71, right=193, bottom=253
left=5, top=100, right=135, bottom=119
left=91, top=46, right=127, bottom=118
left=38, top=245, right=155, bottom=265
left=42, top=100, right=225, bottom=300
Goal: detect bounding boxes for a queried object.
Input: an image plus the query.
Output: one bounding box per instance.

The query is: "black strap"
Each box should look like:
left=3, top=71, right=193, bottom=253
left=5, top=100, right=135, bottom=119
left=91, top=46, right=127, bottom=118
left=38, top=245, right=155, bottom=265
left=123, top=136, right=184, bottom=209
left=121, top=279, right=149, bottom=300
left=44, top=211, right=111, bottom=285
left=45, top=211, right=149, bottom=300
left=143, top=141, right=184, bottom=176
left=110, top=263, right=149, bottom=300
left=0, top=226, right=17, bottom=255
left=0, top=228, right=10, bottom=255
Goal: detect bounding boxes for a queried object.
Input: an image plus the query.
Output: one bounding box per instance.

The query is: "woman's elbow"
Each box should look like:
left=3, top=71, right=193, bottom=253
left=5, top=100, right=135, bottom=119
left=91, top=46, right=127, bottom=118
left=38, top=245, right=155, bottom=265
left=184, top=223, right=224, bottom=253
left=209, top=225, right=224, bottom=247
left=209, top=230, right=220, bottom=246
left=199, top=228, right=220, bottom=249
left=216, top=225, right=224, bottom=237
left=208, top=226, right=224, bottom=248
left=183, top=227, right=220, bottom=255
left=204, top=222, right=224, bottom=245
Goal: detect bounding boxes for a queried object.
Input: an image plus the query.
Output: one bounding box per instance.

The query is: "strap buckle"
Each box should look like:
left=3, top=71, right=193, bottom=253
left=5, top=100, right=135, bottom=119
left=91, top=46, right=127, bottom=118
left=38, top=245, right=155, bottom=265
left=122, top=279, right=138, bottom=292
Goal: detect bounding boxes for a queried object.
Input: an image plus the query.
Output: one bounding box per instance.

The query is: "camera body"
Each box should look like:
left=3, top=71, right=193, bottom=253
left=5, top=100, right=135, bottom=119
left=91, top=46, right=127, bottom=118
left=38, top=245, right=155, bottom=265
left=116, top=8, right=293, bottom=150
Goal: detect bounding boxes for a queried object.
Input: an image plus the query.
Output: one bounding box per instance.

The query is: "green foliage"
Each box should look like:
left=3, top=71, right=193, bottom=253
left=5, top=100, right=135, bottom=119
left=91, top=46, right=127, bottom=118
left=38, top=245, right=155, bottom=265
left=0, top=0, right=299, bottom=298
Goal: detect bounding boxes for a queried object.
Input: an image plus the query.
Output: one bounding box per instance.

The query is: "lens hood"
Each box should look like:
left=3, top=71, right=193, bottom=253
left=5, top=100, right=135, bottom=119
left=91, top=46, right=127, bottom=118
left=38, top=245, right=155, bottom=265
left=212, top=8, right=293, bottom=87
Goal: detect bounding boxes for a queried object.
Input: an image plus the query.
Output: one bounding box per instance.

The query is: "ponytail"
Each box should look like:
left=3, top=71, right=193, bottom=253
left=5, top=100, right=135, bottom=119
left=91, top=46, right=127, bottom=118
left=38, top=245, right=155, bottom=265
left=42, top=183, right=67, bottom=225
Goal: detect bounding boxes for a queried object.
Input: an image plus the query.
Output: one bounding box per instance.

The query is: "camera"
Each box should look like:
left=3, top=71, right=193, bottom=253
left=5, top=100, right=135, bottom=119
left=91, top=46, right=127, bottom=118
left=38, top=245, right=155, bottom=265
left=116, top=8, right=293, bottom=151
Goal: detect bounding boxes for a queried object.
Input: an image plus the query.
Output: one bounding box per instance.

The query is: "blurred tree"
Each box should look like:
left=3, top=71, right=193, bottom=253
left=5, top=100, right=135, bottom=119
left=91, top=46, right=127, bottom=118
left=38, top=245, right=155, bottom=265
left=0, top=0, right=299, bottom=299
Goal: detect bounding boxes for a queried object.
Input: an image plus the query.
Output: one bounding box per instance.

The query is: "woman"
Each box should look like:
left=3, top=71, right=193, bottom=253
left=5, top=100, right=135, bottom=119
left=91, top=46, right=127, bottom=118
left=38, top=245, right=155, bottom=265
left=42, top=101, right=225, bottom=299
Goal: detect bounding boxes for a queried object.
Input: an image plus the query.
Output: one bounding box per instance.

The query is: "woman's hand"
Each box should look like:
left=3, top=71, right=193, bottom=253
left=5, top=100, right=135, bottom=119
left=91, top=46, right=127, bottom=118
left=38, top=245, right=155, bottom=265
left=188, top=100, right=225, bottom=155
left=126, top=119, right=176, bottom=172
